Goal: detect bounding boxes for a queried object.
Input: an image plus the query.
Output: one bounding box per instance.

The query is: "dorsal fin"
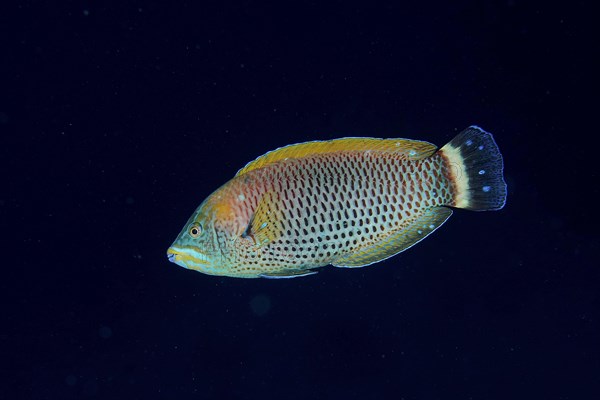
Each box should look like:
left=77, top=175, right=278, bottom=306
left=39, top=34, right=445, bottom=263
left=235, top=137, right=438, bottom=176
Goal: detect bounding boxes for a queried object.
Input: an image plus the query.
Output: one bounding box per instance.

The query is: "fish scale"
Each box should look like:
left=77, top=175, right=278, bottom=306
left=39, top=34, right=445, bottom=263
left=167, top=126, right=507, bottom=278
left=247, top=152, right=453, bottom=269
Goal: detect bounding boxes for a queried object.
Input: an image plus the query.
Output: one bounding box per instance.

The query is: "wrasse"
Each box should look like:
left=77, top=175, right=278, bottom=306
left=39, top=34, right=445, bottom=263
left=167, top=126, right=506, bottom=278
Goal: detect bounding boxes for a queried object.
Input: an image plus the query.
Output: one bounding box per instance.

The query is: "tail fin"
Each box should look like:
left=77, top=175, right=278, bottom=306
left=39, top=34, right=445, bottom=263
left=439, top=126, right=507, bottom=211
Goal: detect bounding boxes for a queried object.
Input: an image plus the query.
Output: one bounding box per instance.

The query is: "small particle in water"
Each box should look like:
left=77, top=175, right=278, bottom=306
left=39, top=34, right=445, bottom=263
left=482, top=186, right=491, bottom=192
left=65, top=375, right=77, bottom=386
left=478, top=170, right=486, bottom=175
left=125, top=196, right=134, bottom=205
left=250, top=294, right=271, bottom=316
left=99, top=325, right=112, bottom=339
left=478, top=145, right=484, bottom=150
left=83, top=9, right=90, bottom=16
left=466, top=140, right=473, bottom=146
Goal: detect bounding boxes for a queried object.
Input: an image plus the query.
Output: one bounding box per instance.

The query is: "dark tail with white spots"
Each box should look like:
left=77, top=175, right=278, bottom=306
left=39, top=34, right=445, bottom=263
left=439, top=126, right=507, bottom=211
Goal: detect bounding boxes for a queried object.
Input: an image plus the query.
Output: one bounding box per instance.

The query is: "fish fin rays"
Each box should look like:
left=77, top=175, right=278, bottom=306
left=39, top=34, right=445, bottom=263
left=235, top=137, right=437, bottom=176
left=259, top=270, right=318, bottom=279
left=332, top=207, right=453, bottom=268
left=439, top=126, right=507, bottom=211
left=244, top=189, right=283, bottom=247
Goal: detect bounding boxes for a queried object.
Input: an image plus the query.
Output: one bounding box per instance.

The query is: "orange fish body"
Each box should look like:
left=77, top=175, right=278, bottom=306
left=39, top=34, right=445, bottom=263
left=167, top=126, right=506, bottom=278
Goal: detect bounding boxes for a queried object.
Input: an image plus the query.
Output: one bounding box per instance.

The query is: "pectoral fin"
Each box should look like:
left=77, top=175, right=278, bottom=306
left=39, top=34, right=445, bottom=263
left=242, top=189, right=283, bottom=247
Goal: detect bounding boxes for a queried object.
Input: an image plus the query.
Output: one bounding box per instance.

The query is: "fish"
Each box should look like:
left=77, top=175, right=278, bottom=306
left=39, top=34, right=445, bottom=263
left=167, top=126, right=506, bottom=279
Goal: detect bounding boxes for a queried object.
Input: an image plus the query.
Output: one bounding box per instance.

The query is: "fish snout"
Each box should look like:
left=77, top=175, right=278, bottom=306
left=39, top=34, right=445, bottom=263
left=167, top=246, right=211, bottom=270
left=167, top=247, right=181, bottom=265
left=167, top=251, right=177, bottom=263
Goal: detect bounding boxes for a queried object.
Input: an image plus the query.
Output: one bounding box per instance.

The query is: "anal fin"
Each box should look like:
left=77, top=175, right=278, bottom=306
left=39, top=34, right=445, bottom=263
left=333, top=207, right=453, bottom=268
left=259, top=270, right=318, bottom=279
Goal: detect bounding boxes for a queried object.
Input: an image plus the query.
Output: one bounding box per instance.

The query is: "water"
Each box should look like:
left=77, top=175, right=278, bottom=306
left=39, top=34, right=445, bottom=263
left=3, top=2, right=597, bottom=399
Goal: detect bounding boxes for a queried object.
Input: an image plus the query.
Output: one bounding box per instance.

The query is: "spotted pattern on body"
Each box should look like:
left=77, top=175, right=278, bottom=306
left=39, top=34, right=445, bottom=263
left=217, top=151, right=454, bottom=275
left=167, top=126, right=507, bottom=278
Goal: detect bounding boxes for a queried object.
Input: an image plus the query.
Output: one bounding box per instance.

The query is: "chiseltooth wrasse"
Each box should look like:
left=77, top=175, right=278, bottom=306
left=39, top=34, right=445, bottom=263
left=167, top=126, right=507, bottom=279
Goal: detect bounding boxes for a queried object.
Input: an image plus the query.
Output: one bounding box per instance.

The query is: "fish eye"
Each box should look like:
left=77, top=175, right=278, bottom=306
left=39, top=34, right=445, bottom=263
left=189, top=223, right=202, bottom=238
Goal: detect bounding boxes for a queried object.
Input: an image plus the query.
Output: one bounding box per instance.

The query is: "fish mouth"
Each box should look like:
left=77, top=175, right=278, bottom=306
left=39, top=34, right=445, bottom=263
left=167, top=252, right=177, bottom=263
left=167, top=246, right=211, bottom=269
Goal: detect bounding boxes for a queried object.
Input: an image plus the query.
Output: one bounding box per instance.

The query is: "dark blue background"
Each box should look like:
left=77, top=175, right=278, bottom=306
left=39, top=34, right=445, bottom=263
left=3, top=1, right=598, bottom=399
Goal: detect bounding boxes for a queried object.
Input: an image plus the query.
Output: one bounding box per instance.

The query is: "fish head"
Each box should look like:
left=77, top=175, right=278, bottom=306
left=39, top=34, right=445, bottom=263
left=167, top=187, right=245, bottom=276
